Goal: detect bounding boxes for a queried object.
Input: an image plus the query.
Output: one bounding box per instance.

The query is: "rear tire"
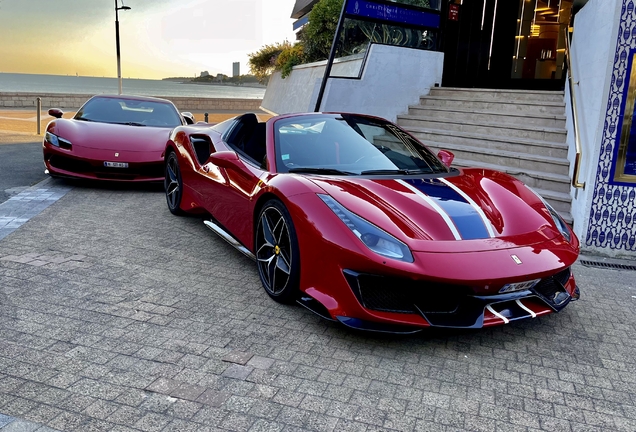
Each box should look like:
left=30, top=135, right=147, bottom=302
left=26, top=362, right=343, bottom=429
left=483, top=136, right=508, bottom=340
left=165, top=152, right=184, bottom=215
left=255, top=200, right=300, bottom=303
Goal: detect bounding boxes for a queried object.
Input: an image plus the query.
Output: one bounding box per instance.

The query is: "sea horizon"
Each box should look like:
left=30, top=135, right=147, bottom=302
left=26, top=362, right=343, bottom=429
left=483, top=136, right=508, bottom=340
left=0, top=72, right=266, bottom=99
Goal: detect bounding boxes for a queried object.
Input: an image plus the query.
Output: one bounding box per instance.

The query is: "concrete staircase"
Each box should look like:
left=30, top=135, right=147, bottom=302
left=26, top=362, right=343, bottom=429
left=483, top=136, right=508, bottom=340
left=397, top=87, right=572, bottom=222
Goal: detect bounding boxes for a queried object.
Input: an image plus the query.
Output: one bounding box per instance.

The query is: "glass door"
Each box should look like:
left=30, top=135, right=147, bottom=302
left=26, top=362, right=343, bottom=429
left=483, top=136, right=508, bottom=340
left=511, top=0, right=572, bottom=82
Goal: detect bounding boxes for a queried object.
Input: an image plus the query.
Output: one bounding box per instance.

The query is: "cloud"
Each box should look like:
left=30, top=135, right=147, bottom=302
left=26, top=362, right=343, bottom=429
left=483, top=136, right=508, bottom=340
left=0, top=0, right=297, bottom=78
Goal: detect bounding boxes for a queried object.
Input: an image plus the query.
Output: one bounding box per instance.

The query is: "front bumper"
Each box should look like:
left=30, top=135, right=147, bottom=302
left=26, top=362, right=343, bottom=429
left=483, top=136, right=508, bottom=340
left=43, top=143, right=163, bottom=182
left=339, top=267, right=578, bottom=331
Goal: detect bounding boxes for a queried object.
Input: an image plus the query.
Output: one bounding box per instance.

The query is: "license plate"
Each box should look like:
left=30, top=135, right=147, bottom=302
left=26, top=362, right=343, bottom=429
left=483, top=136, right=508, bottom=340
left=499, top=279, right=540, bottom=294
left=104, top=161, right=128, bottom=168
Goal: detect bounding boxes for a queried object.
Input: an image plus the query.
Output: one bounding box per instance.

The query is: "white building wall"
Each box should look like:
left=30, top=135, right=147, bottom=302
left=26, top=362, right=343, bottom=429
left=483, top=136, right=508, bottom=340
left=261, top=55, right=364, bottom=115
left=567, top=0, right=623, bottom=247
left=261, top=44, right=444, bottom=122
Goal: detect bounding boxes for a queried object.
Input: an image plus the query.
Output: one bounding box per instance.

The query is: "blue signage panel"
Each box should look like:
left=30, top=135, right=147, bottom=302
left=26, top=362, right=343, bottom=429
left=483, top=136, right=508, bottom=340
left=345, top=0, right=441, bottom=29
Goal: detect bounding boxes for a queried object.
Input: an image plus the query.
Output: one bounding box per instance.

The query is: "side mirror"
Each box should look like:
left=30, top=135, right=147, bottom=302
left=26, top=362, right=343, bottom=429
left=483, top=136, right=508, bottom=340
left=182, top=112, right=195, bottom=125
left=48, top=108, right=64, bottom=119
left=437, top=150, right=455, bottom=167
left=208, top=151, right=243, bottom=171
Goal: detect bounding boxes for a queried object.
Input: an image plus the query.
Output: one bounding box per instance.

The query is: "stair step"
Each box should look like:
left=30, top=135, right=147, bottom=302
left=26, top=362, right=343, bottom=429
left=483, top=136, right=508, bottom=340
left=429, top=87, right=565, bottom=103
left=533, top=188, right=572, bottom=202
left=408, top=105, right=566, bottom=128
left=423, top=141, right=570, bottom=175
left=398, top=115, right=567, bottom=143
left=420, top=96, right=566, bottom=115
left=452, top=158, right=572, bottom=194
left=404, top=126, right=569, bottom=158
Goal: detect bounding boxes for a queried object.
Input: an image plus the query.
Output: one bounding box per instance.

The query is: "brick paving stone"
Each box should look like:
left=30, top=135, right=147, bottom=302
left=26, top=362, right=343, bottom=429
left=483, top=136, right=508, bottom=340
left=198, top=389, right=230, bottom=407
left=247, top=356, right=275, bottom=370
left=223, top=351, right=255, bottom=366
left=170, top=383, right=207, bottom=401
left=223, top=364, right=255, bottom=381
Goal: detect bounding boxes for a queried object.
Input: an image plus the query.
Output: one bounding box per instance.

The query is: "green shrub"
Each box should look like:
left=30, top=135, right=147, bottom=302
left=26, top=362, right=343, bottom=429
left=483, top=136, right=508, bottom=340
left=248, top=41, right=292, bottom=83
left=276, top=43, right=305, bottom=78
left=302, top=0, right=344, bottom=63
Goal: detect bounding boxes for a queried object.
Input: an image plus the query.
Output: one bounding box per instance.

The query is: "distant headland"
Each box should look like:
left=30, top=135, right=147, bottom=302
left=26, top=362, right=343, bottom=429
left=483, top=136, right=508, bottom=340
left=162, top=73, right=266, bottom=89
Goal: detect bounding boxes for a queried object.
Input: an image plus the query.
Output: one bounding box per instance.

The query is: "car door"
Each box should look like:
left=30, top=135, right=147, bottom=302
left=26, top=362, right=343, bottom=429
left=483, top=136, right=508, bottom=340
left=200, top=114, right=267, bottom=248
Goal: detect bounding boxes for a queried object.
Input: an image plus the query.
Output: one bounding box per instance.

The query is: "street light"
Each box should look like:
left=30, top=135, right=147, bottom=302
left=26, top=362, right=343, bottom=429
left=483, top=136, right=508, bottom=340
left=115, top=0, right=131, bottom=95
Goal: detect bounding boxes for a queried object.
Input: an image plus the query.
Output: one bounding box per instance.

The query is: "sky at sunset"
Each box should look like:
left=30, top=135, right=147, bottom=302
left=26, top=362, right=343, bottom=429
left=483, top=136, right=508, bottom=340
left=0, top=0, right=297, bottom=79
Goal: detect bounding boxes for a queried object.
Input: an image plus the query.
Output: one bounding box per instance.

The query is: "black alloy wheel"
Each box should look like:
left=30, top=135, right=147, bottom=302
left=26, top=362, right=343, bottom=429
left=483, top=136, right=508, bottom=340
left=165, top=152, right=184, bottom=215
left=255, top=200, right=300, bottom=303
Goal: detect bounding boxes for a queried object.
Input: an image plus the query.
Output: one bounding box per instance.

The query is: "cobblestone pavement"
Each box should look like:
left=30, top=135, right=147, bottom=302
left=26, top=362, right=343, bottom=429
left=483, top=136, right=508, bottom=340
left=0, top=178, right=72, bottom=239
left=0, top=180, right=635, bottom=432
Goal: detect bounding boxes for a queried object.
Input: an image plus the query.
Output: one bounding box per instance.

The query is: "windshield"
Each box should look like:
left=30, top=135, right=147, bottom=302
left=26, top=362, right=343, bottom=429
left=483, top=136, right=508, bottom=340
left=274, top=114, right=448, bottom=175
left=74, top=97, right=182, bottom=128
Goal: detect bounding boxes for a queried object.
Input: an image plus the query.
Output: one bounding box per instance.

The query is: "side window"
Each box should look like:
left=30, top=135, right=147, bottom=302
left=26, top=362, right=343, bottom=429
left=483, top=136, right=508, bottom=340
left=224, top=114, right=266, bottom=167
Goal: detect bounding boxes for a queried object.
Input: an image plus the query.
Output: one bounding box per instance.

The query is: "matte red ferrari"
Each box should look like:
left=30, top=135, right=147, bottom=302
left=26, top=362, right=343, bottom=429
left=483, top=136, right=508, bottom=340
left=43, top=95, right=194, bottom=182
left=164, top=112, right=580, bottom=333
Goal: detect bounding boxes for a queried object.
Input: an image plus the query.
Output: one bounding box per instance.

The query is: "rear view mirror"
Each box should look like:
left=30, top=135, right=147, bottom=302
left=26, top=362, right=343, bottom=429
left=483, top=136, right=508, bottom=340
left=437, top=150, right=455, bottom=167
left=182, top=112, right=195, bottom=125
left=48, top=108, right=64, bottom=119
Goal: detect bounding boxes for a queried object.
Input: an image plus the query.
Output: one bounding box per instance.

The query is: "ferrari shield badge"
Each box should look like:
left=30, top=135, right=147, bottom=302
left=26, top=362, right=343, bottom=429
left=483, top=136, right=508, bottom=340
left=511, top=255, right=523, bottom=265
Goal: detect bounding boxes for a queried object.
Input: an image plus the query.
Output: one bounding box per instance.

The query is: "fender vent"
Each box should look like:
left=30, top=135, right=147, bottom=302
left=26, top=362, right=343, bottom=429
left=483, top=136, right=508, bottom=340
left=579, top=260, right=636, bottom=271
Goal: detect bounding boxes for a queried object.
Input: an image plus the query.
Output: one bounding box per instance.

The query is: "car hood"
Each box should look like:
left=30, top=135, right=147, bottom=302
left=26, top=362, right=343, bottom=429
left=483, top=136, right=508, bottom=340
left=50, top=119, right=172, bottom=152
left=306, top=168, right=562, bottom=253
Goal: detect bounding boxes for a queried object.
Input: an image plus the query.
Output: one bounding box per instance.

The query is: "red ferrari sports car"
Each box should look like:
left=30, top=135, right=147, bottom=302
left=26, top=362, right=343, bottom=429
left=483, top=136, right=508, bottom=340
left=43, top=95, right=194, bottom=182
left=164, top=112, right=580, bottom=333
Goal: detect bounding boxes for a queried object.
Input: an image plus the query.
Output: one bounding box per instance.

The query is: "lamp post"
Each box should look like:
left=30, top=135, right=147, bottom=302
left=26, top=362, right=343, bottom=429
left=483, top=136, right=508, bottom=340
left=115, top=0, right=131, bottom=95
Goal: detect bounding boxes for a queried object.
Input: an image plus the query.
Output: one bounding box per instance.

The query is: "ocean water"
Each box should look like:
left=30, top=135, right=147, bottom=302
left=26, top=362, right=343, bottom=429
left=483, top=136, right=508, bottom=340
left=0, top=73, right=266, bottom=99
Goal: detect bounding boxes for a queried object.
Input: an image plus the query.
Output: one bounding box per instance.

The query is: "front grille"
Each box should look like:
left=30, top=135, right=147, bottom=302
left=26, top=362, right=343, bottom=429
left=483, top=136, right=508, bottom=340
left=98, top=162, right=163, bottom=179
left=533, top=267, right=571, bottom=308
left=553, top=267, right=571, bottom=285
left=534, top=278, right=560, bottom=299
left=345, top=271, right=472, bottom=314
left=49, top=155, right=93, bottom=173
left=50, top=154, right=162, bottom=179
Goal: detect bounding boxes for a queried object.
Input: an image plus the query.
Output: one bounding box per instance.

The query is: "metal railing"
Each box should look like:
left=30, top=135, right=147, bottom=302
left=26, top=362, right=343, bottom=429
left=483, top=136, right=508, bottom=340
left=564, top=27, right=586, bottom=189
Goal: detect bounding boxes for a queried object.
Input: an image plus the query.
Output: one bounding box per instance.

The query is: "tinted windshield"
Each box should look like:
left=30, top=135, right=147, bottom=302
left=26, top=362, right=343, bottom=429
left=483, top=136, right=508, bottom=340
left=275, top=114, right=448, bottom=175
left=74, top=97, right=182, bottom=128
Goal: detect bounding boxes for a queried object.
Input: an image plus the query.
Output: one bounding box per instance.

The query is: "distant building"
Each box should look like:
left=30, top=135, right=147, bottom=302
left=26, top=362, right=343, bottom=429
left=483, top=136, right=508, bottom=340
left=232, top=62, right=240, bottom=78
left=200, top=71, right=210, bottom=77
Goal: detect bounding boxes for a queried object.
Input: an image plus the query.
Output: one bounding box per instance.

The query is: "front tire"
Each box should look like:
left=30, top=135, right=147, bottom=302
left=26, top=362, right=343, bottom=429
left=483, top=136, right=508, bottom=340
left=165, top=152, right=184, bottom=215
left=255, top=200, right=300, bottom=303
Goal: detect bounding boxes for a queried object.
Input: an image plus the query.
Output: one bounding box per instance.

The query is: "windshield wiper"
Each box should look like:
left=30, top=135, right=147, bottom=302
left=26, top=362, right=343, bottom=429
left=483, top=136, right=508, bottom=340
left=288, top=167, right=354, bottom=176
left=122, top=122, right=146, bottom=127
left=75, top=117, right=94, bottom=122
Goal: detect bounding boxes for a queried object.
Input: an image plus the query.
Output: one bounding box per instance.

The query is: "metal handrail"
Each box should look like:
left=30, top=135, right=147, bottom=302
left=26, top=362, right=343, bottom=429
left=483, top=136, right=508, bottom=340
left=564, top=27, right=586, bottom=189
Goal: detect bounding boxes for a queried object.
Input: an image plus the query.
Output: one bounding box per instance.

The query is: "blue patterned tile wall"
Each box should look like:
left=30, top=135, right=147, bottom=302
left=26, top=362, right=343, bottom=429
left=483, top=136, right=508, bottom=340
left=586, top=0, right=636, bottom=252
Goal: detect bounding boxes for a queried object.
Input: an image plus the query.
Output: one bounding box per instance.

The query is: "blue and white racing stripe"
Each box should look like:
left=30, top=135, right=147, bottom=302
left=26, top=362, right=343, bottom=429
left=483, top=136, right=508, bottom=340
left=397, top=178, right=495, bottom=240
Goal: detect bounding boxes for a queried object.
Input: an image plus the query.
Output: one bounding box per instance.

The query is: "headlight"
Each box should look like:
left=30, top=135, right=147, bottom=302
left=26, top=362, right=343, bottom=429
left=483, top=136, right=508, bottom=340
left=318, top=194, right=414, bottom=262
left=526, top=187, right=571, bottom=242
left=45, top=132, right=72, bottom=149
left=545, top=202, right=571, bottom=242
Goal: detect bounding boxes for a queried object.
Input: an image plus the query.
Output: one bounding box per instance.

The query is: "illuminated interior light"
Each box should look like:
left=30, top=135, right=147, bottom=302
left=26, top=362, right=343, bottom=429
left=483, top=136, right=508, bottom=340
left=515, top=0, right=527, bottom=72
left=488, top=0, right=498, bottom=70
